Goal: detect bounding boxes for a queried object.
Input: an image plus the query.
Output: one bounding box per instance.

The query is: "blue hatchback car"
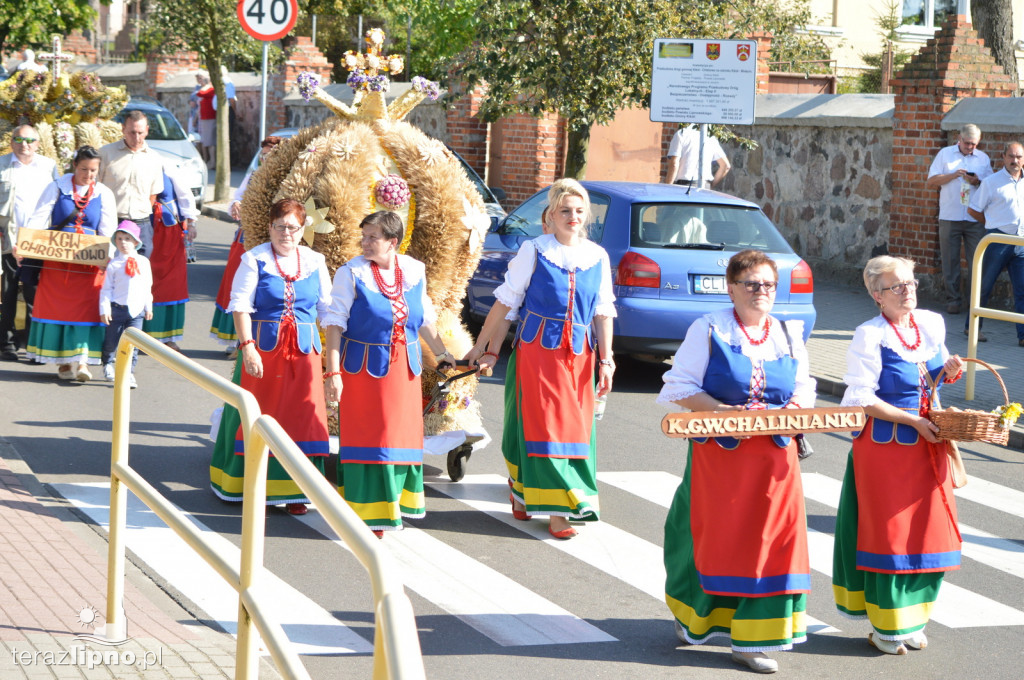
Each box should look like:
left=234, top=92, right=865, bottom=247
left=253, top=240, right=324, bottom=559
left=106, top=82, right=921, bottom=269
left=464, top=181, right=816, bottom=359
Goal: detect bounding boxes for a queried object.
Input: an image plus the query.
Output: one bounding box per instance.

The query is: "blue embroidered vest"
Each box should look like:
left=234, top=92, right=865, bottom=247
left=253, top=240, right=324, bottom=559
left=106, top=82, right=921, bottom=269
left=514, top=254, right=601, bottom=353
left=856, top=346, right=945, bottom=445
left=339, top=275, right=426, bottom=378
left=249, top=259, right=322, bottom=354
left=153, top=173, right=180, bottom=227
left=52, top=186, right=103, bottom=235
left=694, top=325, right=798, bottom=449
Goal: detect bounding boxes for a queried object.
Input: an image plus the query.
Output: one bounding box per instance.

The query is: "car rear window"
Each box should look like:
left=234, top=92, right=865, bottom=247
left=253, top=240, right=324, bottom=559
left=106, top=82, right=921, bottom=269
left=500, top=192, right=610, bottom=243
left=115, top=108, right=186, bottom=141
left=630, top=203, right=792, bottom=252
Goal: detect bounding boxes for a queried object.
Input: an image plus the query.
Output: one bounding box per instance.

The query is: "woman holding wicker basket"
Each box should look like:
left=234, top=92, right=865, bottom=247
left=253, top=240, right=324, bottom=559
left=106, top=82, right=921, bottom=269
left=834, top=255, right=964, bottom=655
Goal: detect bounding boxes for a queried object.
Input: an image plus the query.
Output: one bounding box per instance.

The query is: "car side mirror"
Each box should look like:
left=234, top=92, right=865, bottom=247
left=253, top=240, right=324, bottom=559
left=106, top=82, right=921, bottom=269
left=188, top=132, right=201, bottom=145
left=490, top=216, right=502, bottom=232
left=489, top=186, right=506, bottom=203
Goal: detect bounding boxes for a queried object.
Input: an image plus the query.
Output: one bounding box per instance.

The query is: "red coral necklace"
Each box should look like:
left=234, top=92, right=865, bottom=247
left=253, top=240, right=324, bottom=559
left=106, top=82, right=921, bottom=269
left=71, top=181, right=94, bottom=234
left=272, top=248, right=301, bottom=282
left=733, top=309, right=771, bottom=345
left=886, top=313, right=921, bottom=351
left=371, top=260, right=404, bottom=300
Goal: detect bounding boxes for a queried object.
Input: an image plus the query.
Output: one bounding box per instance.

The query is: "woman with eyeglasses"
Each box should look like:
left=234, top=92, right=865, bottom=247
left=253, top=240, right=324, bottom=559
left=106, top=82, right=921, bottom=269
left=24, top=146, right=116, bottom=381
left=322, top=211, right=453, bottom=537
left=656, top=249, right=815, bottom=674
left=209, top=198, right=333, bottom=515
left=833, top=255, right=963, bottom=656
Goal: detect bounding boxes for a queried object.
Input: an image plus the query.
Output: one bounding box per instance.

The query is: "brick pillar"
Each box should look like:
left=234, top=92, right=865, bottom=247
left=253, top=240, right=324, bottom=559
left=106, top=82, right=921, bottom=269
left=889, top=14, right=1015, bottom=270
left=749, top=31, right=773, bottom=95
left=268, top=36, right=333, bottom=131
left=446, top=81, right=489, bottom=179
left=63, top=30, right=97, bottom=64
left=145, top=51, right=201, bottom=98
left=490, top=111, right=564, bottom=206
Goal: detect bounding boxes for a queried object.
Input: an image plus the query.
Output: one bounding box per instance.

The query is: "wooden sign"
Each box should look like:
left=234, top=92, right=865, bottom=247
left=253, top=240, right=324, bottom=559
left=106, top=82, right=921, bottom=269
left=662, top=406, right=866, bottom=438
left=15, top=228, right=109, bottom=265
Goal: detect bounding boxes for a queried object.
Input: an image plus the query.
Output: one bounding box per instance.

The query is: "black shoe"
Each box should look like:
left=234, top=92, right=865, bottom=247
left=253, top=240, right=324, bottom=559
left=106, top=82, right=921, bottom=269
left=1, top=348, right=18, bottom=361
left=1018, top=338, right=1024, bottom=347
left=946, top=302, right=961, bottom=314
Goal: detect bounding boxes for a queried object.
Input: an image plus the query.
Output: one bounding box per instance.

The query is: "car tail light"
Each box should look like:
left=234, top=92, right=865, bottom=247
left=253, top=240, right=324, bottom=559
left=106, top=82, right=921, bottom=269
left=790, top=259, right=813, bottom=293
left=617, top=251, right=661, bottom=288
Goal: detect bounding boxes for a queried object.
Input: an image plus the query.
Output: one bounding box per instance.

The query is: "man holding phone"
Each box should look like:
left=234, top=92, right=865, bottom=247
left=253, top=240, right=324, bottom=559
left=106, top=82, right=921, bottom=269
left=927, top=123, right=992, bottom=319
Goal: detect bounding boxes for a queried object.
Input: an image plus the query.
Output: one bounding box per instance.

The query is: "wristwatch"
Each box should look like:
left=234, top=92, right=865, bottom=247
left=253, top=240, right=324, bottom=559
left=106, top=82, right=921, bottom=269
left=599, top=358, right=615, bottom=369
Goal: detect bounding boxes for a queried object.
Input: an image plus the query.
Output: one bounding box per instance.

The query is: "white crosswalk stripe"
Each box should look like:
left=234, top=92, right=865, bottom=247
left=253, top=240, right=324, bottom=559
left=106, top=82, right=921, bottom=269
left=52, top=482, right=374, bottom=655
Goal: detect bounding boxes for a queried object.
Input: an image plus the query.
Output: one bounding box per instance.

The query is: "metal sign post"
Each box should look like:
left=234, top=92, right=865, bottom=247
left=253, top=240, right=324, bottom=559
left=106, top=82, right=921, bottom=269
left=237, top=0, right=298, bottom=145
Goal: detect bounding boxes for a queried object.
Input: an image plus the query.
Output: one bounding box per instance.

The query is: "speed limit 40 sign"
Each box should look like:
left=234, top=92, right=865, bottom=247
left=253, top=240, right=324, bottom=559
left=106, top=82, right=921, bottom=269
left=237, top=0, right=297, bottom=41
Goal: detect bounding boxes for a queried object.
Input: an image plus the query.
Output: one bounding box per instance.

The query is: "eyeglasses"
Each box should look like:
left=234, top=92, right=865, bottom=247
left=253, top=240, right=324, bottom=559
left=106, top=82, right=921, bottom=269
left=734, top=280, right=777, bottom=293
left=878, top=279, right=919, bottom=295
left=271, top=223, right=302, bottom=233
left=12, top=137, right=38, bottom=144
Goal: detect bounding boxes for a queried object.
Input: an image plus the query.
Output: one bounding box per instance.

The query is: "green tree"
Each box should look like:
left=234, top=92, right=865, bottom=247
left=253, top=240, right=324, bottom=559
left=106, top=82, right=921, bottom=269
left=0, top=0, right=106, bottom=57
left=457, top=0, right=832, bottom=178
left=857, top=0, right=915, bottom=93
left=142, top=0, right=279, bottom=201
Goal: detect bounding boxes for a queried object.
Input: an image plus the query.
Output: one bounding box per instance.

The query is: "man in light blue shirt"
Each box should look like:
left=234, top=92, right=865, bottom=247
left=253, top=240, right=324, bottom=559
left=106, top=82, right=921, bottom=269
left=967, top=142, right=1024, bottom=346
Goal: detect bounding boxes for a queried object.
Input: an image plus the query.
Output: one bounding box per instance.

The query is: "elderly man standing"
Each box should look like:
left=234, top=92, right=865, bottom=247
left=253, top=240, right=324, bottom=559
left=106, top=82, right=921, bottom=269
left=0, top=124, right=58, bottom=360
left=967, top=142, right=1024, bottom=347
left=927, top=123, right=992, bottom=315
left=98, top=111, right=164, bottom=256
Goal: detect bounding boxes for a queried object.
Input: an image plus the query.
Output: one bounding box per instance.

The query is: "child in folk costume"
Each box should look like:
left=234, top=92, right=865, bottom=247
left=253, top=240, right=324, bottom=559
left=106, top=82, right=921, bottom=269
left=99, top=221, right=153, bottom=387
left=466, top=179, right=616, bottom=540
left=143, top=167, right=197, bottom=349
left=323, top=211, right=454, bottom=537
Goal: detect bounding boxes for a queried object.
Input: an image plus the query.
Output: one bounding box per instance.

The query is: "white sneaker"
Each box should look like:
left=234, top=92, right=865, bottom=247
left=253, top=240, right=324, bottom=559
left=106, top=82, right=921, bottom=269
left=731, top=650, right=778, bottom=673
left=103, top=364, right=114, bottom=381
left=129, top=374, right=138, bottom=389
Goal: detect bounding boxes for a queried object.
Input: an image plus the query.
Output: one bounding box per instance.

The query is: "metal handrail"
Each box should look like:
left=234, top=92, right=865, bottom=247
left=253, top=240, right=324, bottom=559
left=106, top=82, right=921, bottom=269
left=106, top=327, right=425, bottom=679
left=964, top=231, right=1024, bottom=400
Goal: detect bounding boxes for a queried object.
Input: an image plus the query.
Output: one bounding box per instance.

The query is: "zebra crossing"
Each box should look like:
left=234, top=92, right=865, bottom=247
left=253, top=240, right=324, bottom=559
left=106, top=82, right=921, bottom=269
left=51, top=464, right=1024, bottom=656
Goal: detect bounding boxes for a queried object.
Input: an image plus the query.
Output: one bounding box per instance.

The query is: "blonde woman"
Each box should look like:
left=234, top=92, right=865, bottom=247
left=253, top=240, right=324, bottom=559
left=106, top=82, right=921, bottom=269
left=466, top=179, right=616, bottom=539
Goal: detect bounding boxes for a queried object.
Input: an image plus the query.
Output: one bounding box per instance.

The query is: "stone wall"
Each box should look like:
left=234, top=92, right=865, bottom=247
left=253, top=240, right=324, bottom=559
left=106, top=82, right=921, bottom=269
left=723, top=122, right=892, bottom=286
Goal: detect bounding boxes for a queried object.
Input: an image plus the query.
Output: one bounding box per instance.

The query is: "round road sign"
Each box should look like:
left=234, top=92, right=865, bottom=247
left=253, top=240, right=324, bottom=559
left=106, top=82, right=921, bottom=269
left=237, top=0, right=298, bottom=42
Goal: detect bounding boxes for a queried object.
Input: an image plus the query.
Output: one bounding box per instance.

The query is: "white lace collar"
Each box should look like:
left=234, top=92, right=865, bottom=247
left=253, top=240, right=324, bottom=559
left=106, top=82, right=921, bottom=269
left=868, top=310, right=946, bottom=363
left=533, top=233, right=605, bottom=271
left=249, top=242, right=322, bottom=281
left=708, top=307, right=798, bottom=362
left=347, top=254, right=426, bottom=292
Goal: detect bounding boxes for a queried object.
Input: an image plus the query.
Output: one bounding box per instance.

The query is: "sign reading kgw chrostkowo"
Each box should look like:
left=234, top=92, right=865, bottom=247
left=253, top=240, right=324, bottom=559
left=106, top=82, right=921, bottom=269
left=650, top=38, right=757, bottom=125
left=662, top=407, right=866, bottom=438
left=16, top=228, right=109, bottom=265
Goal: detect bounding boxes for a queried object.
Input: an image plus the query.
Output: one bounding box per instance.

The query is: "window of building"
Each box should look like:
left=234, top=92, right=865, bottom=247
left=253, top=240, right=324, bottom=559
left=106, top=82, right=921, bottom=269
left=897, top=0, right=962, bottom=42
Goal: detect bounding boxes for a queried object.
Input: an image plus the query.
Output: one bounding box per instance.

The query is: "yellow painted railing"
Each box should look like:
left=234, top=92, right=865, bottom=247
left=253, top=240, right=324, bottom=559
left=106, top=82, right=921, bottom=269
left=106, top=327, right=425, bottom=680
left=965, top=232, right=1024, bottom=400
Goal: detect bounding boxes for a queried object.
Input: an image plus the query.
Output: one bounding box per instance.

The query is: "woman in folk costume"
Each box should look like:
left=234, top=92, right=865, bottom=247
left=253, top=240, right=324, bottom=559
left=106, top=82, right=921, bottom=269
left=466, top=179, right=616, bottom=540
left=323, top=211, right=454, bottom=537
left=210, top=198, right=332, bottom=515
left=834, top=255, right=963, bottom=655
left=143, top=166, right=197, bottom=350
left=656, top=249, right=815, bottom=674
left=211, top=136, right=283, bottom=353
left=24, top=146, right=117, bottom=380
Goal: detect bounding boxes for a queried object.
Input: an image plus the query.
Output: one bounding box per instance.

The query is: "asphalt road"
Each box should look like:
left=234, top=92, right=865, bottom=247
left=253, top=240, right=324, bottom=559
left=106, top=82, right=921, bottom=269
left=2, top=214, right=1023, bottom=679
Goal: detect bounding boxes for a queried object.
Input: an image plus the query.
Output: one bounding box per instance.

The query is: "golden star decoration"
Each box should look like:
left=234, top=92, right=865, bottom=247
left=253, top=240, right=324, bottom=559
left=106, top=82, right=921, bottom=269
left=302, top=198, right=333, bottom=247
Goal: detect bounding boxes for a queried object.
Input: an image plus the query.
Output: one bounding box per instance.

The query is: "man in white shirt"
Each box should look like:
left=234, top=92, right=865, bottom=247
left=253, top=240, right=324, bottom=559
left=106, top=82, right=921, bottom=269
left=926, top=124, right=992, bottom=315
left=98, top=110, right=164, bottom=256
left=0, top=125, right=59, bottom=360
left=966, top=142, right=1024, bottom=346
left=663, top=125, right=731, bottom=190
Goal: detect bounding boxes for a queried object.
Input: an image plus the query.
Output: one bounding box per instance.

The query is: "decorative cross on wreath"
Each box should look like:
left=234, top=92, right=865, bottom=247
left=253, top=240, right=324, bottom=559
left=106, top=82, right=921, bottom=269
left=38, top=35, right=74, bottom=82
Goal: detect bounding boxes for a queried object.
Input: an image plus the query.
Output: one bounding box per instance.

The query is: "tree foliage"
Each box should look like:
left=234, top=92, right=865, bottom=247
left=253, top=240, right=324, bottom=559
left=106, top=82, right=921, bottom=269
left=857, top=0, right=916, bottom=93
left=0, top=0, right=106, bottom=58
left=456, top=0, right=832, bottom=178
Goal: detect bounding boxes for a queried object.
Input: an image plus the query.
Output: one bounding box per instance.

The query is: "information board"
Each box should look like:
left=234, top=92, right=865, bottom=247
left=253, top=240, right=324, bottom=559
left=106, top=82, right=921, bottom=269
left=16, top=228, right=109, bottom=265
left=650, top=38, right=757, bottom=125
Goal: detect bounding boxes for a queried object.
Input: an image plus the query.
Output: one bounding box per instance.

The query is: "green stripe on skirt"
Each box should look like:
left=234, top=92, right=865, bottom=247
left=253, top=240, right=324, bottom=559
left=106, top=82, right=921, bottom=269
left=209, top=357, right=325, bottom=504
left=832, top=450, right=943, bottom=639
left=27, top=321, right=104, bottom=364
left=210, top=306, right=237, bottom=342
left=337, top=462, right=425, bottom=531
left=502, top=350, right=599, bottom=521
left=666, top=445, right=807, bottom=652
left=143, top=302, right=186, bottom=341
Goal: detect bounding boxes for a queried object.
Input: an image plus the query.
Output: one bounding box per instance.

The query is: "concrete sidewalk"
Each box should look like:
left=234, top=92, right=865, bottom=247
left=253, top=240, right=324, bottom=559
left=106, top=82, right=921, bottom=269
left=808, top=278, right=1024, bottom=449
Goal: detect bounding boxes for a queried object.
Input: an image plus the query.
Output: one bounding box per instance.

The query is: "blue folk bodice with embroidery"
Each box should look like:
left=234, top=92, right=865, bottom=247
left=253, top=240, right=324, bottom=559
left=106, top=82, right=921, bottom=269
left=51, top=187, right=103, bottom=234
left=859, top=346, right=945, bottom=444
left=513, top=254, right=601, bottom=353
left=154, top=173, right=179, bottom=226
left=339, top=276, right=426, bottom=378
left=249, top=260, right=322, bottom=354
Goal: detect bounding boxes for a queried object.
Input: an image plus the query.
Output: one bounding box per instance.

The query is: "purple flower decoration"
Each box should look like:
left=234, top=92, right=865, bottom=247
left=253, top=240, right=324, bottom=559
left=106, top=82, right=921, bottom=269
left=375, top=174, right=411, bottom=210
left=367, top=74, right=390, bottom=93
left=411, top=76, right=441, bottom=101
left=346, top=70, right=367, bottom=91
left=296, top=71, right=320, bottom=102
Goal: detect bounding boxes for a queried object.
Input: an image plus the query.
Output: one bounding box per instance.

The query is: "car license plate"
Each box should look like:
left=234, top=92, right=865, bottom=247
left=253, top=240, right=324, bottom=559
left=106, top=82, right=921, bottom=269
left=692, top=274, right=727, bottom=294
